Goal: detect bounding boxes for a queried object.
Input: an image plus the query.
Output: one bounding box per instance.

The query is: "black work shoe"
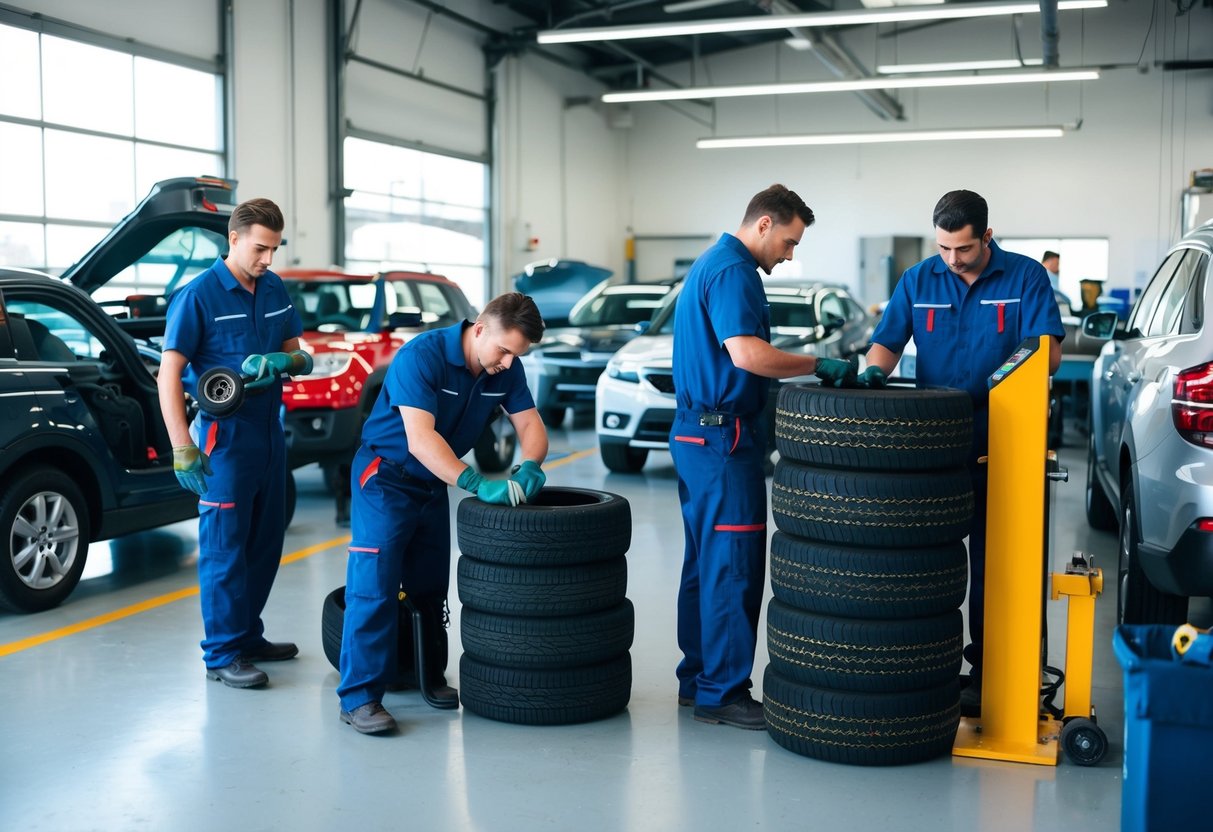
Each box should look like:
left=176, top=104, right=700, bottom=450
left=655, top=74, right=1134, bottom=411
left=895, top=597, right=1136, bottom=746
left=340, top=702, right=397, bottom=735
left=960, top=682, right=981, bottom=718
left=241, top=641, right=299, bottom=662
left=206, top=660, right=268, bottom=689
left=678, top=695, right=694, bottom=707
left=694, top=693, right=766, bottom=730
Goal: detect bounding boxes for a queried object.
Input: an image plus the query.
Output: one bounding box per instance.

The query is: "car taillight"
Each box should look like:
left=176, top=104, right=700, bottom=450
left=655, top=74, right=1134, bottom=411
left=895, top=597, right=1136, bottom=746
left=1172, top=361, right=1213, bottom=447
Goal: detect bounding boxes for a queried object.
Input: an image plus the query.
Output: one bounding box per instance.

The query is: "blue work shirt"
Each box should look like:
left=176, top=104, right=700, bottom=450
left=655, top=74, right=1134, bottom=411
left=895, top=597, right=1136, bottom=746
left=359, top=321, right=535, bottom=481
left=673, top=233, right=771, bottom=419
left=163, top=258, right=303, bottom=418
left=872, top=240, right=1064, bottom=407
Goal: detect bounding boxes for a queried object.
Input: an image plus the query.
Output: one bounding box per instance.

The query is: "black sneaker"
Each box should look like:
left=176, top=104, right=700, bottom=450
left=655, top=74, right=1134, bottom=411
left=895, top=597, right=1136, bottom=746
left=693, top=693, right=766, bottom=730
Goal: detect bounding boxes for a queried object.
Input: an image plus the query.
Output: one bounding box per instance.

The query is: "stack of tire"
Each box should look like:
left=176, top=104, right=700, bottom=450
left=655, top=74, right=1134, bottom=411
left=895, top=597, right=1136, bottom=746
left=764, top=384, right=975, bottom=765
left=456, top=487, right=635, bottom=725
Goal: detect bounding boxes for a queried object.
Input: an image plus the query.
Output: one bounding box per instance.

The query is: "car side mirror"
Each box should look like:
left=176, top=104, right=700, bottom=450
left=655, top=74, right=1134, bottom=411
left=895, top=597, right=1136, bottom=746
left=1082, top=311, right=1118, bottom=341
left=388, top=311, right=422, bottom=329
left=634, top=320, right=651, bottom=334
left=821, top=312, right=845, bottom=334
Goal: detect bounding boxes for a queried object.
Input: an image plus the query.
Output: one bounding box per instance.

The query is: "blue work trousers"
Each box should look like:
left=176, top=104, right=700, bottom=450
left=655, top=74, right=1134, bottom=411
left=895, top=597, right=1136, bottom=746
left=195, top=410, right=287, bottom=668
left=338, top=444, right=450, bottom=712
left=669, top=410, right=767, bottom=708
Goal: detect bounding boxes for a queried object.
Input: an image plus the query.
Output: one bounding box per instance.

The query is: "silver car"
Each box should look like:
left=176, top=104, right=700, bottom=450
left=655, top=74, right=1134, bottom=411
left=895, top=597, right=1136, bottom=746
left=1085, top=221, right=1213, bottom=624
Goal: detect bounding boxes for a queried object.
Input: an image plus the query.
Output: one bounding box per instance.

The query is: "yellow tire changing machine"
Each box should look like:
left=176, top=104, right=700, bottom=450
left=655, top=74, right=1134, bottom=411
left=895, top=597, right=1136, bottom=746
left=952, top=335, right=1109, bottom=766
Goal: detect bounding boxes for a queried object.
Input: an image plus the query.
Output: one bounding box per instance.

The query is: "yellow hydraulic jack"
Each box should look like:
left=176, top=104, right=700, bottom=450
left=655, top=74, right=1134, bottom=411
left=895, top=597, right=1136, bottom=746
left=952, top=335, right=1109, bottom=767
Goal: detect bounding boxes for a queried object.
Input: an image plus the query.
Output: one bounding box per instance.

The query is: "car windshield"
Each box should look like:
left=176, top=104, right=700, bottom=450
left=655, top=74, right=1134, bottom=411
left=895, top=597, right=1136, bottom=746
left=285, top=280, right=377, bottom=332
left=568, top=289, right=667, bottom=327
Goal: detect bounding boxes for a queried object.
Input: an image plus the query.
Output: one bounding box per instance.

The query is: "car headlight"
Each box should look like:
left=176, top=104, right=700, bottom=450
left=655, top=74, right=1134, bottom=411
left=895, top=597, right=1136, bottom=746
left=309, top=352, right=355, bottom=378
left=606, top=359, right=641, bottom=383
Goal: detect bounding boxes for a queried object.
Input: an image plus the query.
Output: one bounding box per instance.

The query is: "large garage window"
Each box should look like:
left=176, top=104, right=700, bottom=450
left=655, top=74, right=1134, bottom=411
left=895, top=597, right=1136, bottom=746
left=343, top=136, right=488, bottom=310
left=0, top=21, right=224, bottom=275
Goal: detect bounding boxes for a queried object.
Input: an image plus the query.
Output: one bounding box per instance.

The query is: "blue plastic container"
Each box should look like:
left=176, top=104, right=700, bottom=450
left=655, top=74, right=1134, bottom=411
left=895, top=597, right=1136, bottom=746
left=1113, top=624, right=1213, bottom=831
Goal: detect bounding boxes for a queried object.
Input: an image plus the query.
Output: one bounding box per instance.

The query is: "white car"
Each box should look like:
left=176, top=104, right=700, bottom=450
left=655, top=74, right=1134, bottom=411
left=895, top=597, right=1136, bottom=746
left=596, top=280, right=875, bottom=472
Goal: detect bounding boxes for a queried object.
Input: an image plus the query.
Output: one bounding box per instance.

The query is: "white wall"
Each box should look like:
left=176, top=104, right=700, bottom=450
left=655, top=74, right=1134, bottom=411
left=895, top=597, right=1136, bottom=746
left=619, top=2, right=1213, bottom=296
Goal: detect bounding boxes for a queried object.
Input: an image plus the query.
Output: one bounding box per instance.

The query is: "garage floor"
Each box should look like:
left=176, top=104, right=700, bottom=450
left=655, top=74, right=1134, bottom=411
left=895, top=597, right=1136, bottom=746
left=3, top=420, right=1199, bottom=831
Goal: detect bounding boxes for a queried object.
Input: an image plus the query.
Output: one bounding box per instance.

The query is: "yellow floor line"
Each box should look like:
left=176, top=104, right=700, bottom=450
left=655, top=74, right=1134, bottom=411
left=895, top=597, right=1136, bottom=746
left=0, top=447, right=597, bottom=658
left=0, top=535, right=350, bottom=659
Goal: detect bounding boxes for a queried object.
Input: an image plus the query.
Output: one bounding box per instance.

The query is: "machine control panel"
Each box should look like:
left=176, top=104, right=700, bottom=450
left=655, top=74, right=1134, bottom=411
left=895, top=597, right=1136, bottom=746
left=988, top=338, right=1040, bottom=388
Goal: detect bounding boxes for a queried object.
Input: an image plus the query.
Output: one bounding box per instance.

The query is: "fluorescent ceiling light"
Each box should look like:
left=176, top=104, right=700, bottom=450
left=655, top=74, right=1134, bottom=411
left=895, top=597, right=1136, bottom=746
left=697, top=126, right=1067, bottom=149
left=878, top=58, right=1044, bottom=73
left=538, top=0, right=1107, bottom=45
left=785, top=36, right=813, bottom=51
left=602, top=68, right=1098, bottom=103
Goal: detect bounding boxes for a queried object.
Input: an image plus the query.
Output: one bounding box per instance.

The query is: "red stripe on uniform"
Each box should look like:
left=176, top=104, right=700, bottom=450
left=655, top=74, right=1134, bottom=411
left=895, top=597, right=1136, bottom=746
left=730, top=418, right=740, bottom=454
left=204, top=420, right=219, bottom=456
left=199, top=500, right=235, bottom=509
left=349, top=546, right=380, bottom=553
left=359, top=456, right=382, bottom=488
left=926, top=308, right=935, bottom=332
left=997, top=303, right=1006, bottom=333
left=673, top=435, right=705, bottom=445
left=714, top=523, right=765, bottom=532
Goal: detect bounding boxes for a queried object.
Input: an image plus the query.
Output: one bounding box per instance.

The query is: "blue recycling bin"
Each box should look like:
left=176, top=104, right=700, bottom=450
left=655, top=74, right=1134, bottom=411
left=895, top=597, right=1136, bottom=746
left=1113, top=624, right=1213, bottom=831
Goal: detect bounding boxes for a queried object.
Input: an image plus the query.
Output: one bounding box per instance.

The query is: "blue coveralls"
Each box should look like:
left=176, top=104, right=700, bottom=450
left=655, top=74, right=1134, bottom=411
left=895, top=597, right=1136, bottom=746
left=338, top=321, right=534, bottom=712
left=871, top=240, right=1064, bottom=678
left=163, top=258, right=303, bottom=669
left=670, top=233, right=771, bottom=709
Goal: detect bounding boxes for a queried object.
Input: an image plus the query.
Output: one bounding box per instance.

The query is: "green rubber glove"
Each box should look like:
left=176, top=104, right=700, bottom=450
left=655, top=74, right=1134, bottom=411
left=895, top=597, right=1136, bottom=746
left=457, top=465, right=525, bottom=506
left=241, top=351, right=313, bottom=390
left=173, top=444, right=212, bottom=496
left=856, top=366, right=888, bottom=389
left=509, top=460, right=546, bottom=501
left=815, top=355, right=859, bottom=388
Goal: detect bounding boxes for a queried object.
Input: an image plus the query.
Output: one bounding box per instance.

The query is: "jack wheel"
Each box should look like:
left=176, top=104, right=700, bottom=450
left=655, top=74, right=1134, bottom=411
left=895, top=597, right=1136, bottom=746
left=1061, top=717, right=1107, bottom=766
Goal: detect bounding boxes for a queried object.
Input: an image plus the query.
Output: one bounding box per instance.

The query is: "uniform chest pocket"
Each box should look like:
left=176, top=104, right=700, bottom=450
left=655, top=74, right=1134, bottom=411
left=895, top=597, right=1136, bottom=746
left=912, top=303, right=955, bottom=337
left=261, top=305, right=292, bottom=349
left=211, top=314, right=250, bottom=354
left=979, top=298, right=1021, bottom=335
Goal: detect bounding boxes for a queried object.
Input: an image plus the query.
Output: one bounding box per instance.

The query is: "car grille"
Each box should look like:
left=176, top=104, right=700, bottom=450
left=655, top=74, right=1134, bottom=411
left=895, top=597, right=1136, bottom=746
left=645, top=372, right=675, bottom=394
left=636, top=408, right=675, bottom=442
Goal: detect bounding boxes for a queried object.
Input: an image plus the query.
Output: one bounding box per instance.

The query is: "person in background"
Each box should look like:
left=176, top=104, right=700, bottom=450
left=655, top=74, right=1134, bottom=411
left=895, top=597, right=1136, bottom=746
left=861, top=190, right=1064, bottom=715
left=1042, top=250, right=1061, bottom=291
left=158, top=197, right=312, bottom=689
left=337, top=292, right=548, bottom=735
left=670, top=183, right=862, bottom=731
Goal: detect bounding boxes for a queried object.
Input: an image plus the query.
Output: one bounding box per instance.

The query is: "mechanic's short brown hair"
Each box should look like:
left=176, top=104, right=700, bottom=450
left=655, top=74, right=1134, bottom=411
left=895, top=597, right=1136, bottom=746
left=742, top=184, right=815, bottom=228
left=229, top=198, right=285, bottom=235
left=480, top=292, right=544, bottom=343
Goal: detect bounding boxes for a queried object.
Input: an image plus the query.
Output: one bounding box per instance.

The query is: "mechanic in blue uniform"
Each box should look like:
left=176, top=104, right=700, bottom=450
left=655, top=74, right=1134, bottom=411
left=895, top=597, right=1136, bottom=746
left=158, top=197, right=312, bottom=689
left=337, top=292, right=548, bottom=735
left=863, top=190, right=1064, bottom=713
left=671, top=184, right=856, bottom=730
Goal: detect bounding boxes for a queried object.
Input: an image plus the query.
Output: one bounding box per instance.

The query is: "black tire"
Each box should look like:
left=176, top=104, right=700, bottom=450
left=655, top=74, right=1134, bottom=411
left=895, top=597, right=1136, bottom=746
left=320, top=586, right=449, bottom=687
left=771, top=460, right=973, bottom=548
left=763, top=666, right=961, bottom=766
left=766, top=600, right=963, bottom=693
left=541, top=406, right=566, bottom=428
left=774, top=385, right=973, bottom=472
left=0, top=466, right=91, bottom=613
left=770, top=532, right=968, bottom=620
left=473, top=410, right=516, bottom=473
left=1061, top=717, right=1108, bottom=766
left=460, top=601, right=635, bottom=669
left=457, top=555, right=627, bottom=617
left=1085, top=430, right=1116, bottom=531
left=459, top=653, right=631, bottom=725
left=457, top=487, right=631, bottom=566
left=1118, top=481, right=1188, bottom=625
left=600, top=442, right=648, bottom=473
left=197, top=366, right=245, bottom=418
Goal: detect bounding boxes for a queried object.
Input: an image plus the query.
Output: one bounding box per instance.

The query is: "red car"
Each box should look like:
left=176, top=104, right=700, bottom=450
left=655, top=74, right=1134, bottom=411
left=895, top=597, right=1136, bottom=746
left=279, top=270, right=517, bottom=503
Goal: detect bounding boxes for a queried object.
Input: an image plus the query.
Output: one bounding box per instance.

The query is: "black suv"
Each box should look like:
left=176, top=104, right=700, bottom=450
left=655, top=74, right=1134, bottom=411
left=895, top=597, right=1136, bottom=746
left=0, top=177, right=236, bottom=613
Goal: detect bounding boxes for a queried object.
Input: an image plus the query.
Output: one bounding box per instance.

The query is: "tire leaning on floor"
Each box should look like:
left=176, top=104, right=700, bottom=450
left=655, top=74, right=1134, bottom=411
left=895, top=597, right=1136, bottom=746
left=460, top=601, right=635, bottom=669
left=456, top=487, right=631, bottom=566
left=459, top=652, right=632, bottom=725
left=771, top=460, right=974, bottom=548
left=765, top=600, right=963, bottom=693
left=457, top=555, right=628, bottom=617
left=762, top=665, right=962, bottom=766
left=774, top=384, right=974, bottom=472
left=769, top=532, right=968, bottom=620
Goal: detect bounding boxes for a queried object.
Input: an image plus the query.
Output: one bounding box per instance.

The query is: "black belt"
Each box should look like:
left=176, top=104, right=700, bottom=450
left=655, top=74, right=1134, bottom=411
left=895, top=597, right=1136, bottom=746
left=683, top=409, right=747, bottom=427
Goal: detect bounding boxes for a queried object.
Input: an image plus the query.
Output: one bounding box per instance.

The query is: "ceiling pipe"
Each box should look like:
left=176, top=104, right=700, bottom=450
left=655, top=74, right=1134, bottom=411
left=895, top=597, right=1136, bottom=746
left=1040, top=0, right=1060, bottom=68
